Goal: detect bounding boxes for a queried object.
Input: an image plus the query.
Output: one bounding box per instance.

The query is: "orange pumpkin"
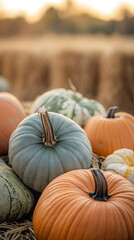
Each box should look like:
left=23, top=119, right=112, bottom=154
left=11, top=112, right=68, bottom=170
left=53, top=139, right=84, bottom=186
left=0, top=92, right=25, bottom=155
left=84, top=106, right=134, bottom=157
left=33, top=169, right=134, bottom=240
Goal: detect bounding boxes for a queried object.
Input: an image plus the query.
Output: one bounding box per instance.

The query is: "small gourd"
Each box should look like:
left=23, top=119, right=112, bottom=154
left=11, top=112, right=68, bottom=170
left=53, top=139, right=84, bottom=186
left=102, top=148, right=134, bottom=184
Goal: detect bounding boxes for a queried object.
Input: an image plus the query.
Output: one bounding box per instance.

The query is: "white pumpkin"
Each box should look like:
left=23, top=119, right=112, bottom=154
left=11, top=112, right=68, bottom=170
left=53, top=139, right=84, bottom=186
left=102, top=148, right=134, bottom=184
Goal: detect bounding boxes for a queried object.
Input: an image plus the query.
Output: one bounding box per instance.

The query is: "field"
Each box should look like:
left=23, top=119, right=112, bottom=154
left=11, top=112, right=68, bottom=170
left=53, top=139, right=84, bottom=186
left=0, top=34, right=134, bottom=114
left=0, top=34, right=134, bottom=239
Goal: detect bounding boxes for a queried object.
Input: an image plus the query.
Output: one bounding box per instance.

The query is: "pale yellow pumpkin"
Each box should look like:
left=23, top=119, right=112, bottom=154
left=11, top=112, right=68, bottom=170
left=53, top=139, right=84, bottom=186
left=102, top=148, right=134, bottom=184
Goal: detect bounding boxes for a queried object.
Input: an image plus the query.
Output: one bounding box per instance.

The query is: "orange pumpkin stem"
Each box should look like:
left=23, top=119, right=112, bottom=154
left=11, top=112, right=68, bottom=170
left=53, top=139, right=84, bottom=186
left=106, top=106, right=118, bottom=118
left=89, top=169, right=111, bottom=201
left=38, top=106, right=57, bottom=147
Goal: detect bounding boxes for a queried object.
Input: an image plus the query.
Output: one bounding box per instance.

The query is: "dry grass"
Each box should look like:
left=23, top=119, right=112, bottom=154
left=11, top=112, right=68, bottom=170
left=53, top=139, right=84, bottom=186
left=0, top=219, right=35, bottom=240
left=0, top=35, right=134, bottom=56
left=0, top=35, right=133, bottom=114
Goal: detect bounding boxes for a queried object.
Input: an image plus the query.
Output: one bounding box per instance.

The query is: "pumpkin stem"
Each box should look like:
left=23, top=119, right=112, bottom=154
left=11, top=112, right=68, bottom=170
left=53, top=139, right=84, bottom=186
left=106, top=106, right=118, bottom=118
left=68, top=78, right=77, bottom=92
left=38, top=106, right=57, bottom=147
left=89, top=169, right=111, bottom=201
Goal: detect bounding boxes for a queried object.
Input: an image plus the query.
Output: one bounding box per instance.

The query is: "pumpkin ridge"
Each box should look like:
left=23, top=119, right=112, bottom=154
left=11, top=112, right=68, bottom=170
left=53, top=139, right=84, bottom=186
left=10, top=143, right=43, bottom=165
left=59, top=141, right=90, bottom=169
left=10, top=131, right=42, bottom=143
left=98, top=118, right=105, bottom=156
left=49, top=197, right=89, bottom=240
left=36, top=195, right=80, bottom=239
left=47, top=200, right=80, bottom=240
left=22, top=147, right=45, bottom=184
left=60, top=199, right=90, bottom=240
left=62, top=137, right=91, bottom=154
left=109, top=201, right=132, bottom=239
left=12, top=145, right=44, bottom=182
left=59, top=135, right=87, bottom=142
left=52, top=147, right=66, bottom=174
left=3, top=172, right=30, bottom=219
left=57, top=129, right=88, bottom=140
left=9, top=138, right=41, bottom=159
left=0, top=176, right=11, bottom=221
left=38, top=149, right=51, bottom=190
left=66, top=198, right=97, bottom=240
left=0, top=174, right=20, bottom=220
left=122, top=121, right=134, bottom=148
left=57, top=143, right=84, bottom=169
left=93, top=118, right=103, bottom=155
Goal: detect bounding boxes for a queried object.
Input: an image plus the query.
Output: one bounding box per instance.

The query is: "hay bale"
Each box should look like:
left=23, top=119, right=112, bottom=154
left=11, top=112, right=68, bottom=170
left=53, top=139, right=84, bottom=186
left=0, top=49, right=133, bottom=114
left=98, top=52, right=134, bottom=114
left=0, top=51, right=50, bottom=100
left=50, top=51, right=101, bottom=99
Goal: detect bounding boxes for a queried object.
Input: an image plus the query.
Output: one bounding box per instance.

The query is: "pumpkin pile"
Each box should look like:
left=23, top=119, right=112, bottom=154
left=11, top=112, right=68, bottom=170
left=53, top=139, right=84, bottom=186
left=0, top=88, right=134, bottom=240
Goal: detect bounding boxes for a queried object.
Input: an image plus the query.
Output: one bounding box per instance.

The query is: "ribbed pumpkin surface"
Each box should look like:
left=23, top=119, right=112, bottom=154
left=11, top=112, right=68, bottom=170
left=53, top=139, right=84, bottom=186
left=0, top=92, right=26, bottom=155
left=0, top=164, right=34, bottom=223
left=9, top=112, right=92, bottom=192
left=33, top=169, right=134, bottom=240
left=84, top=111, right=134, bottom=157
left=103, top=148, right=134, bottom=184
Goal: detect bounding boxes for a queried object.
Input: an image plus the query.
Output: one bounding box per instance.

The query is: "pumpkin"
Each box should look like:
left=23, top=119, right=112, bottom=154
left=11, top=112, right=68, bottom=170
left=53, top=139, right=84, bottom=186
left=33, top=168, right=134, bottom=240
left=84, top=106, right=134, bottom=157
left=30, top=88, right=106, bottom=127
left=0, top=158, right=5, bottom=164
left=0, top=92, right=26, bottom=155
left=0, top=163, right=34, bottom=223
left=0, top=76, right=10, bottom=92
left=9, top=107, right=92, bottom=192
left=102, top=148, right=134, bottom=184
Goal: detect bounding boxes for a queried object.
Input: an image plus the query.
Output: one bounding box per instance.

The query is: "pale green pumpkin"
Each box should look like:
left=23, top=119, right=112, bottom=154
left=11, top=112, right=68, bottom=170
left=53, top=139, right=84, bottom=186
left=0, top=76, right=10, bottom=92
left=0, top=158, right=6, bottom=164
left=30, top=88, right=106, bottom=127
left=0, top=163, right=34, bottom=223
left=9, top=108, right=92, bottom=192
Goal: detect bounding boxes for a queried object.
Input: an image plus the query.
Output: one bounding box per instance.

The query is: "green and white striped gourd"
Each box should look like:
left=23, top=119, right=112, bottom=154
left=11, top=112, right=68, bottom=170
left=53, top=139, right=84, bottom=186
left=31, top=88, right=106, bottom=127
left=9, top=107, right=92, bottom=192
left=0, top=163, right=34, bottom=223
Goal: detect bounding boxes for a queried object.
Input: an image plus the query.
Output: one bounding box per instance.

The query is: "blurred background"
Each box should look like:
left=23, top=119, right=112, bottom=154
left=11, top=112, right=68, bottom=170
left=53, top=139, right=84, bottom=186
left=0, top=0, right=134, bottom=113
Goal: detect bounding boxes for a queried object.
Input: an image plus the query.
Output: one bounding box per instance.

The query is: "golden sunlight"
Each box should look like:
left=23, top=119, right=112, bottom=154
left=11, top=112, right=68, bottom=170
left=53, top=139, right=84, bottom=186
left=1, top=0, right=134, bottom=20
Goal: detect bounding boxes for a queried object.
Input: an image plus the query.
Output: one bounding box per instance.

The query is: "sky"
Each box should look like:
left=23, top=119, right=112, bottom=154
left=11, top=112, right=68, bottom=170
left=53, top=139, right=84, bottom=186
left=1, top=0, right=134, bottom=21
